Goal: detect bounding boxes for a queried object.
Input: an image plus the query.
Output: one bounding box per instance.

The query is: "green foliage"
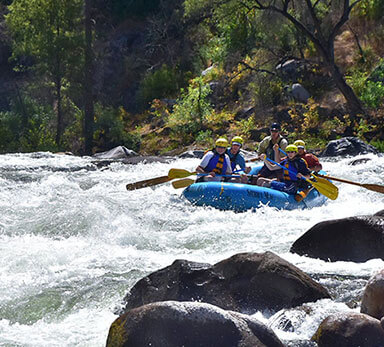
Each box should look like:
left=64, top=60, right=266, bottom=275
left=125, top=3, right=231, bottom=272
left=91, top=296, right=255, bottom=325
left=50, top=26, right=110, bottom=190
left=195, top=130, right=213, bottom=146
left=361, top=81, right=384, bottom=109
left=370, top=140, right=384, bottom=153
left=93, top=104, right=141, bottom=152
left=168, top=77, right=212, bottom=140
left=0, top=95, right=57, bottom=153
left=354, top=0, right=384, bottom=20
left=138, top=65, right=183, bottom=107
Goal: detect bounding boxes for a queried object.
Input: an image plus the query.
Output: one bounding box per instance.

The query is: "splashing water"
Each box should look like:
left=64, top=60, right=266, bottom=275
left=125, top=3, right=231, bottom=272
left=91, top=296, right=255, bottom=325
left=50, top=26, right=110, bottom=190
left=0, top=152, right=383, bottom=346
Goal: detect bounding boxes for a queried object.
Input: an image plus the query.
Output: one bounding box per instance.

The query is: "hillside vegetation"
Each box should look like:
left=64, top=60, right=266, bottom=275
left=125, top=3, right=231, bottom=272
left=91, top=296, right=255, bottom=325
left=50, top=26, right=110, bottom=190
left=0, top=0, right=383, bottom=155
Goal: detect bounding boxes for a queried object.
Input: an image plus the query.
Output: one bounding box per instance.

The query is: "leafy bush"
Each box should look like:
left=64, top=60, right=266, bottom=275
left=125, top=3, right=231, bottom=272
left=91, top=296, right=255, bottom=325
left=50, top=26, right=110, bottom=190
left=354, top=0, right=384, bottom=20
left=168, top=77, right=212, bottom=140
left=361, top=81, right=384, bottom=109
left=138, top=65, right=183, bottom=107
left=0, top=95, right=57, bottom=153
left=93, top=104, right=141, bottom=152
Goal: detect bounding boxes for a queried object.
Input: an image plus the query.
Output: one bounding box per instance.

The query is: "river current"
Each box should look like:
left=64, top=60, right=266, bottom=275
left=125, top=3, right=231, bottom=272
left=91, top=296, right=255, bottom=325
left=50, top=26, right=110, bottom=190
left=0, top=152, right=383, bottom=346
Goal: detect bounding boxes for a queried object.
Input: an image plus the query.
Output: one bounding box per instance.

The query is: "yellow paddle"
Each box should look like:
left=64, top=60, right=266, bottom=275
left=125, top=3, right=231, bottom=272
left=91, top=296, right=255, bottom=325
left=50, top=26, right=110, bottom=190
left=172, top=178, right=196, bottom=189
left=316, top=173, right=384, bottom=194
left=126, top=168, right=197, bottom=190
left=266, top=157, right=339, bottom=200
left=168, top=168, right=197, bottom=179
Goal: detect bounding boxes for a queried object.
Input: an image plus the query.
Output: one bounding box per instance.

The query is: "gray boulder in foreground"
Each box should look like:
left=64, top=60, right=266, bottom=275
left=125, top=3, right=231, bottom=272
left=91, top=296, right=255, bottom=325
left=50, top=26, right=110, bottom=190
left=122, top=251, right=330, bottom=315
left=361, top=269, right=384, bottom=320
left=312, top=312, right=384, bottom=347
left=107, top=301, right=284, bottom=347
left=290, top=215, right=384, bottom=262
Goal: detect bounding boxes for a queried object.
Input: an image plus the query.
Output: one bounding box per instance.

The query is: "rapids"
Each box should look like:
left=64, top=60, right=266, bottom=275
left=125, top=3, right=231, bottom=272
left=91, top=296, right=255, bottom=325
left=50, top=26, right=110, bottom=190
left=0, top=152, right=383, bottom=346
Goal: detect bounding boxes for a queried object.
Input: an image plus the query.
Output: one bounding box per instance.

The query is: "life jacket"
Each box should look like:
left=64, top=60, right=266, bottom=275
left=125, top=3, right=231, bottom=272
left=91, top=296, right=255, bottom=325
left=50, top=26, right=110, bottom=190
left=204, top=149, right=228, bottom=174
left=226, top=148, right=239, bottom=171
left=282, top=157, right=305, bottom=182
left=300, top=152, right=320, bottom=169
left=266, top=136, right=284, bottom=160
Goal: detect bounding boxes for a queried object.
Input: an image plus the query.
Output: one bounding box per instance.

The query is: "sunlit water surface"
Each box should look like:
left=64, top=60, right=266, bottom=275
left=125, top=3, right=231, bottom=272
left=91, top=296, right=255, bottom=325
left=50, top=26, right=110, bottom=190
left=0, top=152, right=383, bottom=346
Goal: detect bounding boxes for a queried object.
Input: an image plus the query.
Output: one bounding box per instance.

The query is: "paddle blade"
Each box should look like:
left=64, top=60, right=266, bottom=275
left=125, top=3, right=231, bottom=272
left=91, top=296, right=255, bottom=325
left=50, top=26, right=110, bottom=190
left=307, top=175, right=339, bottom=200
left=172, top=178, right=195, bottom=189
left=168, top=168, right=196, bottom=179
left=126, top=175, right=170, bottom=190
left=362, top=183, right=384, bottom=194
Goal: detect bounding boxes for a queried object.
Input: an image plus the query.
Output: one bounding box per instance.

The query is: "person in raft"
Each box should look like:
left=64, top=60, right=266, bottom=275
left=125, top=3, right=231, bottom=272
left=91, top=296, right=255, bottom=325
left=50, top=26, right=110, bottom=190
left=226, top=136, right=251, bottom=174
left=294, top=140, right=323, bottom=172
left=256, top=122, right=288, bottom=179
left=256, top=144, right=311, bottom=195
left=196, top=138, right=232, bottom=182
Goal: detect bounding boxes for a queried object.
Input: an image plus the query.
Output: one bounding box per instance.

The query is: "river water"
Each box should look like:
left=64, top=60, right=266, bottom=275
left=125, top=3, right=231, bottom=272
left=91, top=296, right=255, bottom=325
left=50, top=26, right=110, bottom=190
left=0, top=152, right=383, bottom=346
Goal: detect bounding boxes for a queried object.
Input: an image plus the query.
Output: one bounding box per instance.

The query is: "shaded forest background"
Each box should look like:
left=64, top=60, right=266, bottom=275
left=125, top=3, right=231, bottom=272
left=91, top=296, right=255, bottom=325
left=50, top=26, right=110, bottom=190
left=0, top=0, right=383, bottom=155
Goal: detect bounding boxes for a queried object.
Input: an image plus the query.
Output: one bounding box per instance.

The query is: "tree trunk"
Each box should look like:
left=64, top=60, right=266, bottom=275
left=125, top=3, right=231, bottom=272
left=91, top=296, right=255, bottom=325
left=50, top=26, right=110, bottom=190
left=83, top=0, right=94, bottom=155
left=328, top=61, right=364, bottom=115
left=55, top=78, right=63, bottom=147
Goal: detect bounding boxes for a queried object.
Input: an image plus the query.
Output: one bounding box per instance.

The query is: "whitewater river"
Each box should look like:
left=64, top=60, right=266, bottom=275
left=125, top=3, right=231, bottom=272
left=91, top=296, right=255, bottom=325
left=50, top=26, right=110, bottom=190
left=0, top=151, right=383, bottom=346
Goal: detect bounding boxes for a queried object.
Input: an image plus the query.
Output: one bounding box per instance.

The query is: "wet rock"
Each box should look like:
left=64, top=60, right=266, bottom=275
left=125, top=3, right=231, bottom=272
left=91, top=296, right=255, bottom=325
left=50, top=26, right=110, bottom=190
left=92, top=146, right=138, bottom=159
left=348, top=157, right=372, bottom=165
left=178, top=150, right=205, bottom=159
left=107, top=301, right=284, bottom=347
left=291, top=216, right=384, bottom=262
left=213, top=252, right=330, bottom=312
left=320, top=137, right=378, bottom=157
left=312, top=312, right=384, bottom=347
left=122, top=252, right=330, bottom=315
left=122, top=259, right=235, bottom=312
left=375, top=210, right=384, bottom=217
left=361, top=269, right=384, bottom=319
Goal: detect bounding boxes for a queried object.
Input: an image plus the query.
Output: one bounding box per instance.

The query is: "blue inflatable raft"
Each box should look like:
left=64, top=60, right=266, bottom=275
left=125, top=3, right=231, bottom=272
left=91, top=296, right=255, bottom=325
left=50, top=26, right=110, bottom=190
left=182, top=166, right=328, bottom=212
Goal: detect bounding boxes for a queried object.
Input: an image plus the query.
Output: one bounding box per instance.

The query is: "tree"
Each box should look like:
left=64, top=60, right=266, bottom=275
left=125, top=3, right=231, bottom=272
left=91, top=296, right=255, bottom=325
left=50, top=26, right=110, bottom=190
left=6, top=0, right=83, bottom=147
left=185, top=0, right=364, bottom=114
left=83, top=0, right=94, bottom=155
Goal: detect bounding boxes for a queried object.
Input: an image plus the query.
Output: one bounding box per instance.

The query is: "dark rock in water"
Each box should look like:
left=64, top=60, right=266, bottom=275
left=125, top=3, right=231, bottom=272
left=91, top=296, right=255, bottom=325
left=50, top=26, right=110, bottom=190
left=178, top=150, right=205, bottom=159
left=107, top=301, right=284, bottom=347
left=348, top=157, right=372, bottom=165
left=92, top=146, right=138, bottom=159
left=375, top=210, right=384, bottom=217
left=291, top=216, right=384, bottom=262
left=320, top=137, right=378, bottom=157
left=122, top=259, right=236, bottom=312
left=361, top=269, right=384, bottom=320
left=312, top=312, right=384, bottom=347
left=213, top=252, right=330, bottom=312
left=121, top=252, right=330, bottom=315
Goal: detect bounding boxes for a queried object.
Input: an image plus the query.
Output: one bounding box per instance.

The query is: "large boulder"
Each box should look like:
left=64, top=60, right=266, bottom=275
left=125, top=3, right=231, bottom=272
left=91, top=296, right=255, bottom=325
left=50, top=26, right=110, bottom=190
left=312, top=312, right=384, bottom=347
left=361, top=269, right=384, bottom=320
left=213, top=252, right=330, bottom=312
left=122, top=252, right=330, bottom=315
left=290, top=216, right=384, bottom=262
left=320, top=137, right=378, bottom=157
left=122, top=259, right=236, bottom=312
left=284, top=83, right=311, bottom=103
left=107, top=301, right=284, bottom=347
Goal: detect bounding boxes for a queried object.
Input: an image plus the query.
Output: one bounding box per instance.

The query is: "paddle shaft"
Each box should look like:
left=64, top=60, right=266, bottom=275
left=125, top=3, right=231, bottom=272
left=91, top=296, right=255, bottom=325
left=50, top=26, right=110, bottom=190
left=316, top=174, right=384, bottom=194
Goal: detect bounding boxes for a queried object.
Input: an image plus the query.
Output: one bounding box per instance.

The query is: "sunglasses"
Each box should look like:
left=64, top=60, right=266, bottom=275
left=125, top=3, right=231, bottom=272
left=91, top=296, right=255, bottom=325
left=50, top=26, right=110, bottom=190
left=216, top=146, right=226, bottom=149
left=287, top=151, right=297, bottom=154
